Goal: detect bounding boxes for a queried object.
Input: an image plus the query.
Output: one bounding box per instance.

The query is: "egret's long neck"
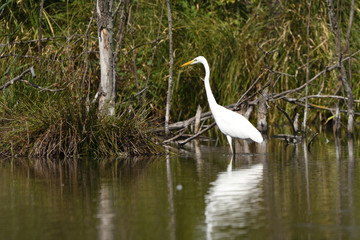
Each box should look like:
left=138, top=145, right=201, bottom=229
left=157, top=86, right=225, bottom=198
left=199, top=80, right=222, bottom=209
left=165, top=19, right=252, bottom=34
left=203, top=61, right=218, bottom=109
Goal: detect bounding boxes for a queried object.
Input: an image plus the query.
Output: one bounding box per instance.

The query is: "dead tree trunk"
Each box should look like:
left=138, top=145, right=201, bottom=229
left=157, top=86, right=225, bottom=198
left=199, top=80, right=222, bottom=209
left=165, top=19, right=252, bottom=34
left=194, top=105, right=202, bottom=134
left=302, top=0, right=311, bottom=132
left=257, top=88, right=268, bottom=132
left=97, top=0, right=116, bottom=116
left=345, top=0, right=355, bottom=136
left=165, top=0, right=174, bottom=135
left=327, top=0, right=354, bottom=136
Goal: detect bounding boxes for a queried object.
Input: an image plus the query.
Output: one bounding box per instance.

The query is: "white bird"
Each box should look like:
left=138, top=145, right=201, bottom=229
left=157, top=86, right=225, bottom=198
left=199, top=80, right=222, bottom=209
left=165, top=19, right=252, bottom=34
left=205, top=162, right=264, bottom=239
left=181, top=56, right=263, bottom=154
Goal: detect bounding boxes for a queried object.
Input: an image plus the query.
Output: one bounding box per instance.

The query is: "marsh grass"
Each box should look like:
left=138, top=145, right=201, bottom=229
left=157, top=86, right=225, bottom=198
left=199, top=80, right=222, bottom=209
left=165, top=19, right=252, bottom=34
left=170, top=1, right=359, bottom=135
left=0, top=89, right=160, bottom=158
left=0, top=0, right=359, bottom=158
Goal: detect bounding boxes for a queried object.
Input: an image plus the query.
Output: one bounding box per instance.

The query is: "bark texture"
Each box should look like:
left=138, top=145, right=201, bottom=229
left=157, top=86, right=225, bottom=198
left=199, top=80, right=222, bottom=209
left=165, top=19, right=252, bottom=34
left=327, top=0, right=354, bottom=135
left=257, top=88, right=268, bottom=132
left=165, top=0, right=174, bottom=135
left=97, top=0, right=116, bottom=116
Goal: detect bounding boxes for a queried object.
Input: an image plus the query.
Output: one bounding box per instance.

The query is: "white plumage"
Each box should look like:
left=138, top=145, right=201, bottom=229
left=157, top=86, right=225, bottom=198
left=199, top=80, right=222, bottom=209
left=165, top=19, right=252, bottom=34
left=181, top=56, right=263, bottom=153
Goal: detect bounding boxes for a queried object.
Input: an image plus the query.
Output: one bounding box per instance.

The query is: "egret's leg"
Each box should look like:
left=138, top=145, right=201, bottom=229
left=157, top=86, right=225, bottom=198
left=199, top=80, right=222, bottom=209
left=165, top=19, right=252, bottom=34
left=226, top=135, right=234, bottom=155
left=227, top=155, right=234, bottom=172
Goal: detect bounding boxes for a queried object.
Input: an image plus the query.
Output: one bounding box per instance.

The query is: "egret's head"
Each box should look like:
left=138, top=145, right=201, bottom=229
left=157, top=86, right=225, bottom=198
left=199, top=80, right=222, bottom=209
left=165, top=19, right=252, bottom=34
left=181, top=56, right=206, bottom=67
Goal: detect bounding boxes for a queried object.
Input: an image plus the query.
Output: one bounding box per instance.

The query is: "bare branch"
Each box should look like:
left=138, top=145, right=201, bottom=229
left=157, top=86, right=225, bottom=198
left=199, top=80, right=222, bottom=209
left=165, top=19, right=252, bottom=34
left=283, top=97, right=360, bottom=116
left=178, top=122, right=216, bottom=147
left=272, top=50, right=360, bottom=99
left=114, top=0, right=128, bottom=61
left=345, top=0, right=355, bottom=53
left=235, top=69, right=268, bottom=107
left=0, top=68, right=35, bottom=90
left=0, top=67, right=64, bottom=92
left=163, top=127, right=188, bottom=144
left=299, top=94, right=360, bottom=103
left=265, top=69, right=295, bottom=78
left=112, top=0, right=123, bottom=18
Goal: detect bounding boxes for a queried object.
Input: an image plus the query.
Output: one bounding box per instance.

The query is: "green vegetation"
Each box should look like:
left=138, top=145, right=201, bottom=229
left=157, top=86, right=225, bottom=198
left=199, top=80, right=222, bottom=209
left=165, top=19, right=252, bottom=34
left=0, top=0, right=359, bottom=158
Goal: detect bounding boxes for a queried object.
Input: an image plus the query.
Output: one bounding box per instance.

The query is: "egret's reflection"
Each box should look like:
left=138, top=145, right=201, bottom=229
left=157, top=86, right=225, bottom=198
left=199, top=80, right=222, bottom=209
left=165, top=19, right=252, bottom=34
left=205, top=154, right=264, bottom=240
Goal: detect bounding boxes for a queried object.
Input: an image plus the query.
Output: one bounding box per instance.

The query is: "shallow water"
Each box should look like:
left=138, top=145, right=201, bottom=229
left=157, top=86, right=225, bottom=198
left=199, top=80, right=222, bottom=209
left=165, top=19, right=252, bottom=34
left=1, top=135, right=360, bottom=240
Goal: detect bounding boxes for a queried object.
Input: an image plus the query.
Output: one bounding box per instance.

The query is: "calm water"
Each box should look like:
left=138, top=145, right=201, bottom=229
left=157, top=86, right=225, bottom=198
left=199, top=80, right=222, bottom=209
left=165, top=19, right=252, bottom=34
left=1, top=135, right=360, bottom=240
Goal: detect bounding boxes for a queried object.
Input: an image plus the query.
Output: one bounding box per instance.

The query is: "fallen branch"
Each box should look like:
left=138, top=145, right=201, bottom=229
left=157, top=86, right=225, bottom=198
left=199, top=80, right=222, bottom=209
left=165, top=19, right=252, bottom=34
left=178, top=122, right=216, bottom=147
left=152, top=110, right=212, bottom=133
left=158, top=82, right=360, bottom=142
left=163, top=126, right=188, bottom=144
left=0, top=67, right=64, bottom=92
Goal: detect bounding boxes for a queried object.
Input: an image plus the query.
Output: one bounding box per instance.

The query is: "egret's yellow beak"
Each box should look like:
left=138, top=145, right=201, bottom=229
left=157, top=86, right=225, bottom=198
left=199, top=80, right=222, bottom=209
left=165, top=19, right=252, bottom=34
left=181, top=60, right=195, bottom=67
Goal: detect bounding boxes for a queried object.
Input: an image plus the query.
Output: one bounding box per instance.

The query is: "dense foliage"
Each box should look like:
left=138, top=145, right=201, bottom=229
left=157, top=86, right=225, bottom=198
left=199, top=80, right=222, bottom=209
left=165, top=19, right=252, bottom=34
left=0, top=0, right=359, bottom=158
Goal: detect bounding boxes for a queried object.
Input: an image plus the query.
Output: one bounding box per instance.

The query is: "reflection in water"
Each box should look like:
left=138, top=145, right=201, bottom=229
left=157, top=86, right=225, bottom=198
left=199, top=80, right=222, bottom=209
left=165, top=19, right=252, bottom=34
left=3, top=135, right=360, bottom=240
left=347, top=138, right=355, bottom=239
left=166, top=148, right=176, bottom=240
left=335, top=136, right=341, bottom=164
left=97, top=182, right=114, bottom=240
left=303, top=141, right=311, bottom=240
left=194, top=140, right=202, bottom=172
left=303, top=142, right=311, bottom=216
left=205, top=156, right=264, bottom=240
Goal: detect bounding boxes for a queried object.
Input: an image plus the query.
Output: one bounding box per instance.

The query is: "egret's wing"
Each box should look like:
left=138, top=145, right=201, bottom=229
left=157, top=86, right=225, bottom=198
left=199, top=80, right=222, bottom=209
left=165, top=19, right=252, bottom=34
left=212, top=106, right=263, bottom=143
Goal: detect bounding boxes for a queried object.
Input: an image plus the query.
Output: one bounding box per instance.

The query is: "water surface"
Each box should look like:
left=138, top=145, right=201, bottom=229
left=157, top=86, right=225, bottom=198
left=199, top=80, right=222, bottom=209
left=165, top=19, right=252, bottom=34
left=1, top=135, right=360, bottom=240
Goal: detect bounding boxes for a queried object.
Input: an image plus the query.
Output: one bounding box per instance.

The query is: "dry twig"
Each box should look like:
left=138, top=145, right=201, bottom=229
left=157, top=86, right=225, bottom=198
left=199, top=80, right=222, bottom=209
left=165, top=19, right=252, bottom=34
left=0, top=67, right=64, bottom=92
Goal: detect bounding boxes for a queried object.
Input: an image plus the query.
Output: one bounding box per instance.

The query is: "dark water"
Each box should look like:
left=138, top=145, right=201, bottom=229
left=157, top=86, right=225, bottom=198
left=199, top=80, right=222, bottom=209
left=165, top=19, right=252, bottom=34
left=1, top=135, right=360, bottom=240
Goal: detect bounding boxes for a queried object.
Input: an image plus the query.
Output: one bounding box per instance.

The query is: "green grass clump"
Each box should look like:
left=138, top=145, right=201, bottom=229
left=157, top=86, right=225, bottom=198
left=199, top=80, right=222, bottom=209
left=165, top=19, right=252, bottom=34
left=1, top=0, right=359, bottom=158
left=0, top=89, right=160, bottom=159
left=0, top=0, right=162, bottom=159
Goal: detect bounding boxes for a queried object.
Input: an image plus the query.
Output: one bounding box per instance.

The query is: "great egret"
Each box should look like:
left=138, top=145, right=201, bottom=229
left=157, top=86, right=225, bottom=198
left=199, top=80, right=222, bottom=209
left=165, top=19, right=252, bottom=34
left=181, top=56, right=263, bottom=154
